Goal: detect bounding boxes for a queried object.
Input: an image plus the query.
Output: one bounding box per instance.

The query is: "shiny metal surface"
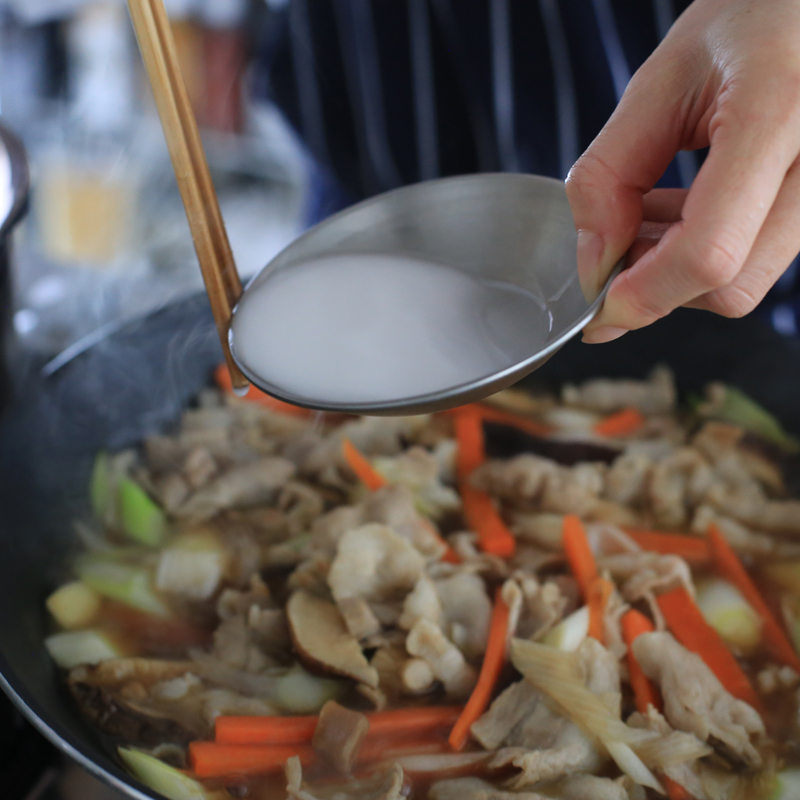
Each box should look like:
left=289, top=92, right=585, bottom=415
left=230, top=173, right=620, bottom=415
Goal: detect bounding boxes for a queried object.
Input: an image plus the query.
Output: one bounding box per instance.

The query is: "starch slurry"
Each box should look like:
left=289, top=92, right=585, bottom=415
left=230, top=254, right=550, bottom=404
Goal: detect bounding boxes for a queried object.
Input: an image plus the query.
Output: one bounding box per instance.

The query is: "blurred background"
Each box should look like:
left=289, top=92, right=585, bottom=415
left=0, top=0, right=308, bottom=361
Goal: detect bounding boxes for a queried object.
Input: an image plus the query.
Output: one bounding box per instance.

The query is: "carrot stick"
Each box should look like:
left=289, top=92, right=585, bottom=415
left=662, top=777, right=694, bottom=800
left=623, top=528, right=711, bottom=567
left=707, top=523, right=800, bottom=672
left=459, top=487, right=516, bottom=559
left=561, top=514, right=598, bottom=600
left=449, top=590, right=510, bottom=751
left=341, top=439, right=387, bottom=491
left=587, top=577, right=614, bottom=643
left=367, top=706, right=462, bottom=737
left=657, top=586, right=761, bottom=710
left=214, top=363, right=313, bottom=419
left=454, top=408, right=486, bottom=480
left=216, top=715, right=318, bottom=745
left=621, top=609, right=662, bottom=715
left=189, top=742, right=314, bottom=778
left=593, top=407, right=645, bottom=438
left=216, top=706, right=462, bottom=745
left=454, top=410, right=516, bottom=558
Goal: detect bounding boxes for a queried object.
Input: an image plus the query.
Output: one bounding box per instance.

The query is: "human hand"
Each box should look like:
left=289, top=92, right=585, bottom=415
left=566, top=0, right=800, bottom=343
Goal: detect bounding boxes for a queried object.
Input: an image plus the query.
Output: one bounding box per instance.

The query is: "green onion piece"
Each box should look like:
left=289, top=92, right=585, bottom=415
left=702, top=384, right=800, bottom=453
left=773, top=768, right=800, bottom=800
left=77, top=557, right=169, bottom=616
left=45, top=630, right=121, bottom=669
left=119, top=478, right=166, bottom=546
left=119, top=748, right=211, bottom=800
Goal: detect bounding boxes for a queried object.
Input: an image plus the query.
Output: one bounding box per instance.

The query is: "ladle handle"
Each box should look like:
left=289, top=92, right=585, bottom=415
left=127, top=0, right=249, bottom=392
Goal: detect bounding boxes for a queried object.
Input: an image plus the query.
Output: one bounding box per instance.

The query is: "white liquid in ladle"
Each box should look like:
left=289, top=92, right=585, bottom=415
left=230, top=254, right=551, bottom=406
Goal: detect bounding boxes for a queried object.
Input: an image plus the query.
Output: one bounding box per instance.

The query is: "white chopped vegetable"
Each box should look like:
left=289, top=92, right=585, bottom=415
left=274, top=663, right=343, bottom=714
left=605, top=741, right=664, bottom=794
left=77, top=556, right=169, bottom=616
left=510, top=639, right=649, bottom=746
left=696, top=577, right=761, bottom=653
left=119, top=748, right=216, bottom=800
left=510, top=639, right=709, bottom=790
left=156, top=530, right=228, bottom=600
left=45, top=630, right=121, bottom=669
left=46, top=581, right=101, bottom=630
left=633, top=730, right=712, bottom=770
left=542, top=605, right=589, bottom=652
left=773, top=768, right=800, bottom=800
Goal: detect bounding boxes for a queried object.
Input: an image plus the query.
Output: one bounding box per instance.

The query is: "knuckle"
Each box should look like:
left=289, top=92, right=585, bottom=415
left=686, top=235, right=744, bottom=290
left=565, top=153, right=611, bottom=198
left=704, top=286, right=759, bottom=319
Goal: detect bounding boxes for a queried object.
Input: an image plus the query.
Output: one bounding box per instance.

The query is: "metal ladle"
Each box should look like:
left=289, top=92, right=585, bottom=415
left=129, top=0, right=619, bottom=416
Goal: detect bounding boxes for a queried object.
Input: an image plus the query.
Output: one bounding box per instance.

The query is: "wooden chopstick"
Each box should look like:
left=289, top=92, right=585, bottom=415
left=127, top=0, right=249, bottom=392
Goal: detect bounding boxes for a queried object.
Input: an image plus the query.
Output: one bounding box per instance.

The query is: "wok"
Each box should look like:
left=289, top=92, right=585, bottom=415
left=0, top=293, right=799, bottom=799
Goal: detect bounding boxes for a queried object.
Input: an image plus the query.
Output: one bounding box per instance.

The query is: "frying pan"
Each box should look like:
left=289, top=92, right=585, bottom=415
left=0, top=293, right=798, bottom=799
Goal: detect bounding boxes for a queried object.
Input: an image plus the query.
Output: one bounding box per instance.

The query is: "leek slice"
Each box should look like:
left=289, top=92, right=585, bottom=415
left=77, top=557, right=169, bottom=616
left=274, top=663, right=342, bottom=714
left=773, top=768, right=800, bottom=800
left=45, top=630, right=120, bottom=669
left=119, top=478, right=166, bottom=546
left=696, top=577, right=761, bottom=653
left=119, top=748, right=212, bottom=800
left=542, top=605, right=589, bottom=652
left=700, top=384, right=800, bottom=453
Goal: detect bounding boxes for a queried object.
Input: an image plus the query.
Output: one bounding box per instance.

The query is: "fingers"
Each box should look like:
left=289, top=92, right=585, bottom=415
left=687, top=157, right=800, bottom=317
left=584, top=78, right=800, bottom=340
left=642, top=188, right=687, bottom=224
left=566, top=59, right=694, bottom=301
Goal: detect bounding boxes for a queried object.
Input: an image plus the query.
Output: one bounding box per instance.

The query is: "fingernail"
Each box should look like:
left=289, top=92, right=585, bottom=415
left=576, top=230, right=604, bottom=303
left=582, top=325, right=628, bottom=344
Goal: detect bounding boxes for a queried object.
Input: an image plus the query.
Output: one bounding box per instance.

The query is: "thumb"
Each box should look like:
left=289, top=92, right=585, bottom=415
left=565, top=59, right=693, bottom=301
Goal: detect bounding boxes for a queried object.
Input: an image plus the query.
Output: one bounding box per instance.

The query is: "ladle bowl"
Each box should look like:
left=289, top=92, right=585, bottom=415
left=229, top=172, right=620, bottom=415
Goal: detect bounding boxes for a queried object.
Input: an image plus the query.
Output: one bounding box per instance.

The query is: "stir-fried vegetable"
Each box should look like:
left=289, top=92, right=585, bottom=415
left=542, top=605, right=590, bottom=652
left=453, top=410, right=515, bottom=558
left=45, top=367, right=800, bottom=800
left=696, top=577, right=762, bottom=654
left=773, top=768, right=800, bottom=800
left=156, top=530, right=228, bottom=601
left=658, top=586, right=761, bottom=709
left=46, top=581, right=102, bottom=630
left=217, top=706, right=461, bottom=745
left=621, top=610, right=660, bottom=714
left=448, top=589, right=509, bottom=750
left=45, top=629, right=122, bottom=669
left=77, top=556, right=169, bottom=616
left=708, top=524, right=800, bottom=670
left=698, top=383, right=800, bottom=453
left=623, top=528, right=711, bottom=566
left=119, top=748, right=222, bottom=800
left=342, top=439, right=387, bottom=491
left=561, top=514, right=597, bottom=600
left=593, top=407, right=645, bottom=438
left=119, top=477, right=167, bottom=546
